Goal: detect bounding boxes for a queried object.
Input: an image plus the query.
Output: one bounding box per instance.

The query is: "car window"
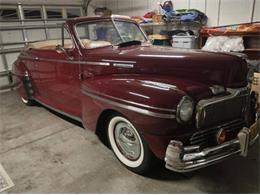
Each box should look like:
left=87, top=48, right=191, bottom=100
left=75, top=20, right=147, bottom=49
left=76, top=21, right=120, bottom=46
left=114, top=21, right=146, bottom=43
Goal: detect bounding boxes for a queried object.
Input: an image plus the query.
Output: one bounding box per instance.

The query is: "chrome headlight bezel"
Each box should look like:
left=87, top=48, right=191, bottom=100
left=177, top=96, right=194, bottom=123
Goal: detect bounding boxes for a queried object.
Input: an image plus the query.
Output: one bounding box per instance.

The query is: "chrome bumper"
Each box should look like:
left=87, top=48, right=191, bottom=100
left=165, top=119, right=259, bottom=172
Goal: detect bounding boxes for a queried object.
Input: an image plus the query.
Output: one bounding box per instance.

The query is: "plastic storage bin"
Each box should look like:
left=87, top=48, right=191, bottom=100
left=172, top=35, right=197, bottom=49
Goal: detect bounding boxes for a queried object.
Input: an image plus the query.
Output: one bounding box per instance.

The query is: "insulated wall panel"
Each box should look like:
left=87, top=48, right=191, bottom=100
left=0, top=56, right=6, bottom=72
left=0, top=77, right=9, bottom=87
left=253, top=0, right=260, bottom=22
left=132, top=0, right=149, bottom=16
left=219, top=0, right=254, bottom=25
left=26, top=29, right=46, bottom=41
left=172, top=0, right=190, bottom=9
left=117, top=0, right=132, bottom=15
left=190, top=0, right=206, bottom=12
left=5, top=53, right=20, bottom=70
left=205, top=0, right=220, bottom=27
left=0, top=31, right=24, bottom=43
left=48, top=28, right=61, bottom=39
left=104, top=0, right=118, bottom=14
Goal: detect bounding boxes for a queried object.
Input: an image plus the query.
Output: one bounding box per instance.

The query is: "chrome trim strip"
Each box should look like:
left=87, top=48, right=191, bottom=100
left=113, top=63, right=134, bottom=68
left=86, top=61, right=110, bottom=66
left=82, top=90, right=176, bottom=119
left=33, top=98, right=82, bottom=122
left=82, top=88, right=176, bottom=113
left=20, top=55, right=110, bottom=66
left=102, top=59, right=137, bottom=64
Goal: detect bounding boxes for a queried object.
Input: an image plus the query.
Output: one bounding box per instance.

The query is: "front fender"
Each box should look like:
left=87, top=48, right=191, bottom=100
left=81, top=74, right=190, bottom=133
left=82, top=74, right=186, bottom=116
left=80, top=74, right=206, bottom=159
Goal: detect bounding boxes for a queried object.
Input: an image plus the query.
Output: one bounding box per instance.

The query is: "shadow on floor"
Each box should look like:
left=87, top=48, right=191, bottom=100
left=36, top=101, right=260, bottom=193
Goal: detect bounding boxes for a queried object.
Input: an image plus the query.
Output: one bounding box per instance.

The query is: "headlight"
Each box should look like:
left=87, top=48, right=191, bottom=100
left=177, top=96, right=194, bottom=122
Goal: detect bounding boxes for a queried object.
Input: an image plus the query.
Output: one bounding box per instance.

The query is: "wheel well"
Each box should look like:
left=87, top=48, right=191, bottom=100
left=95, top=109, right=120, bottom=147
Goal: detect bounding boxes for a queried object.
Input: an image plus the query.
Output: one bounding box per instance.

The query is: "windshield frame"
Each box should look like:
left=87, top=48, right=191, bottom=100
left=74, top=18, right=149, bottom=49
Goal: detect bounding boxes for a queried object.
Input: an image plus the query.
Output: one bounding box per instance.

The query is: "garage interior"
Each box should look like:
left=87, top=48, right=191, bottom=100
left=0, top=0, right=259, bottom=193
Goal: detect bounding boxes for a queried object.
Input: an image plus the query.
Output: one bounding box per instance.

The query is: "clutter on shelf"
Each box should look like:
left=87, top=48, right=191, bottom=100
left=131, top=0, right=207, bottom=26
left=148, top=34, right=172, bottom=46
left=202, top=36, right=245, bottom=52
left=200, top=22, right=260, bottom=60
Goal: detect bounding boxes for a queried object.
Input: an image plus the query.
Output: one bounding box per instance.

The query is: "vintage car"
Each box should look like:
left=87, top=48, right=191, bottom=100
left=12, top=15, right=259, bottom=174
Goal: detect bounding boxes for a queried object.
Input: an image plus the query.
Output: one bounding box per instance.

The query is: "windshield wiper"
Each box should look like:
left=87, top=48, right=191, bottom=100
left=117, top=40, right=142, bottom=47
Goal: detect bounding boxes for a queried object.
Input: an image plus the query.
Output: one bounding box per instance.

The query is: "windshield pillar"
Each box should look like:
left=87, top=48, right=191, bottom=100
left=111, top=18, right=124, bottom=43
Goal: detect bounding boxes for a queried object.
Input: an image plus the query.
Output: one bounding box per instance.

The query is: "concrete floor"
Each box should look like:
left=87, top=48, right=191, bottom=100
left=0, top=90, right=259, bottom=193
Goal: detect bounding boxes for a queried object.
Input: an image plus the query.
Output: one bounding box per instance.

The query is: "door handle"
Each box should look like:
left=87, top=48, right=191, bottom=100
left=79, top=72, right=94, bottom=80
left=35, top=57, right=39, bottom=61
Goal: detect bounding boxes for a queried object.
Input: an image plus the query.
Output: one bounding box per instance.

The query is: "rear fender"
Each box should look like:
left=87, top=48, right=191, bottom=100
left=12, top=60, right=28, bottom=97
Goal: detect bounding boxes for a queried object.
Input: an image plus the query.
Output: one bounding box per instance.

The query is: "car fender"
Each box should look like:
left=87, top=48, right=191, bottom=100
left=80, top=74, right=189, bottom=134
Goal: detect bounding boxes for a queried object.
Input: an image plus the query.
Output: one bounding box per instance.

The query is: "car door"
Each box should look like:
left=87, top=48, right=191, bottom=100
left=35, top=26, right=81, bottom=118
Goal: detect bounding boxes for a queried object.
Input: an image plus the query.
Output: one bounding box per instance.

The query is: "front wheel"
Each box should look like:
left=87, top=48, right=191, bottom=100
left=107, top=115, right=155, bottom=174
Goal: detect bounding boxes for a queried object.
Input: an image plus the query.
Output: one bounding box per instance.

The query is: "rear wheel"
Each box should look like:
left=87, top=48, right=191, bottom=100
left=21, top=95, right=35, bottom=106
left=107, top=114, right=155, bottom=174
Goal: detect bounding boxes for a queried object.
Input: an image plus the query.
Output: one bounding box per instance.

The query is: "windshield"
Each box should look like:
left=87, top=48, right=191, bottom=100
left=75, top=20, right=147, bottom=49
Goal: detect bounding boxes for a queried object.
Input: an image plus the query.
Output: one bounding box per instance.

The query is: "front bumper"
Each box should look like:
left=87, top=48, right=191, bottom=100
left=165, top=119, right=259, bottom=172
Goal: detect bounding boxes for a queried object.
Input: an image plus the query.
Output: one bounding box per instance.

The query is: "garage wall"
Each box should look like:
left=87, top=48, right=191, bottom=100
left=94, top=0, right=259, bottom=27
left=0, top=1, right=85, bottom=90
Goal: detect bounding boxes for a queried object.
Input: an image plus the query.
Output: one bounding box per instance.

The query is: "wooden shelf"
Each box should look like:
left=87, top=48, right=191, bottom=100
left=244, top=48, right=260, bottom=51
left=200, top=30, right=260, bottom=60
left=140, top=21, right=203, bottom=27
left=200, top=31, right=260, bottom=37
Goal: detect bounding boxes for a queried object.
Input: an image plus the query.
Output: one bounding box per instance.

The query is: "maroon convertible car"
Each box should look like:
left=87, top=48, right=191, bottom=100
left=12, top=15, right=259, bottom=174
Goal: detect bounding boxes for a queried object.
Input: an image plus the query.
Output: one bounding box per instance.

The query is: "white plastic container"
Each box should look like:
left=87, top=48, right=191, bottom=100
left=172, top=35, right=197, bottom=49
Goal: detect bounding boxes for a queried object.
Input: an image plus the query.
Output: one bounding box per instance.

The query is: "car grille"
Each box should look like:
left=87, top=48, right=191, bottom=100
left=196, top=89, right=249, bottom=129
left=190, top=119, right=245, bottom=148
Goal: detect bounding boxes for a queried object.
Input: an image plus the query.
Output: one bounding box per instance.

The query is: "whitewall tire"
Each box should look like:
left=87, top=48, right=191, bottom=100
left=107, top=114, right=155, bottom=174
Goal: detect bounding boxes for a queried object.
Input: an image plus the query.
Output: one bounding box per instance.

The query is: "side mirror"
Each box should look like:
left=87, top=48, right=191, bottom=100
left=55, top=44, right=73, bottom=60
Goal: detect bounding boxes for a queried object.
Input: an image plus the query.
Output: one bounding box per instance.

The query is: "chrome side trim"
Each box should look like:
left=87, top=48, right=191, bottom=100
left=33, top=98, right=82, bottom=122
left=20, top=55, right=110, bottom=66
left=85, top=61, right=110, bottom=66
left=82, top=88, right=176, bottom=113
left=113, top=63, right=134, bottom=68
left=82, top=90, right=176, bottom=119
left=102, top=59, right=137, bottom=64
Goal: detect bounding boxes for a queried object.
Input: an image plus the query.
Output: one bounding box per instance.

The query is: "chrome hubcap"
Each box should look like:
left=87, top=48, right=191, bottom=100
left=114, top=122, right=141, bottom=161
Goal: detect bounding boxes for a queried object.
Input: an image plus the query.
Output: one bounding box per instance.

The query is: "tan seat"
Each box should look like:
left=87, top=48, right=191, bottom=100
left=28, top=39, right=111, bottom=50
left=28, top=39, right=73, bottom=50
left=82, top=39, right=111, bottom=49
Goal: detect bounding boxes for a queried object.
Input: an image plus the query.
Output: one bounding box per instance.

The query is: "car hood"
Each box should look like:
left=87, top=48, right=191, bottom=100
left=83, top=45, right=248, bottom=98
